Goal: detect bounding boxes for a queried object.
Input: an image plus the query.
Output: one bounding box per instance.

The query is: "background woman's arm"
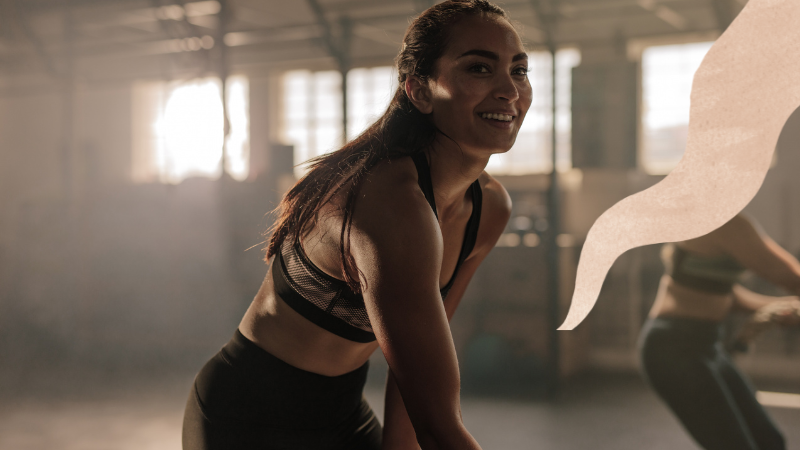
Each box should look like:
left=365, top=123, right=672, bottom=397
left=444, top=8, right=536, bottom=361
left=713, top=214, right=800, bottom=294
left=731, top=284, right=799, bottom=312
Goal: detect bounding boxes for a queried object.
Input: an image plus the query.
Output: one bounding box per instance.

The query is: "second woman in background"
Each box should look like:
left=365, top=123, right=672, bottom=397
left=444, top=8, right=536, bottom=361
left=640, top=213, right=800, bottom=450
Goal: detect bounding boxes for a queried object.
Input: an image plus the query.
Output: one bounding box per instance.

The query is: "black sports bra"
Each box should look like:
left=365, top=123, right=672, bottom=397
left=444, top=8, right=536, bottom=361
left=271, top=152, right=483, bottom=342
left=662, top=243, right=746, bottom=294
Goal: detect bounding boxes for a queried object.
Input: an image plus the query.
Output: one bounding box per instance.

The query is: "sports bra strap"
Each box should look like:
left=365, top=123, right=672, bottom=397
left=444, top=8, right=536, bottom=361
left=271, top=152, right=483, bottom=342
left=410, top=152, right=439, bottom=219
left=411, top=151, right=483, bottom=296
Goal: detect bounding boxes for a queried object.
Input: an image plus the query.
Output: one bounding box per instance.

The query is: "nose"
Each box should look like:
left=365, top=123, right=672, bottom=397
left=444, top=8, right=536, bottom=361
left=494, top=72, right=520, bottom=103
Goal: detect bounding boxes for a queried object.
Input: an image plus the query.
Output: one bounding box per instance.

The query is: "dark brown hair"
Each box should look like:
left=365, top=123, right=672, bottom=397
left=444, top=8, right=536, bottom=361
left=266, top=0, right=507, bottom=291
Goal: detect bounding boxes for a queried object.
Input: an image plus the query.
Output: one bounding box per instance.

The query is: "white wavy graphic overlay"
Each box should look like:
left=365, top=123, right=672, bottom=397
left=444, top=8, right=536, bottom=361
left=559, top=0, right=800, bottom=330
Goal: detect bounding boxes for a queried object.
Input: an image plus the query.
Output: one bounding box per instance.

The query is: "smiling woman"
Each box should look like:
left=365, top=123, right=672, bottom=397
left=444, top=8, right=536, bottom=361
left=182, top=2, right=529, bottom=449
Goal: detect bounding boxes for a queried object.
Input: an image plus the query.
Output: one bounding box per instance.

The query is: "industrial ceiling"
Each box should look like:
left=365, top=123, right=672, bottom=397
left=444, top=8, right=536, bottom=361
left=0, top=0, right=745, bottom=90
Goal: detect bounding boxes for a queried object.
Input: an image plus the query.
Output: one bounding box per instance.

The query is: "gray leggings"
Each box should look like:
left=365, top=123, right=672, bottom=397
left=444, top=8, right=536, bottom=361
left=639, top=317, right=785, bottom=450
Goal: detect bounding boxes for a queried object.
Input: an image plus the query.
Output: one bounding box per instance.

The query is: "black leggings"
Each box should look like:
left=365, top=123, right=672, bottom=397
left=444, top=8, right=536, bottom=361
left=639, top=317, right=785, bottom=450
left=182, top=330, right=382, bottom=450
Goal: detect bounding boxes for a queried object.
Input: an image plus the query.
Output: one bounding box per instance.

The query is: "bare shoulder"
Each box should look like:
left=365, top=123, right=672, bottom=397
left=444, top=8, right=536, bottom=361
left=474, top=171, right=512, bottom=253
left=710, top=213, right=762, bottom=244
left=346, top=157, right=444, bottom=294
left=354, top=156, right=434, bottom=220
left=350, top=157, right=443, bottom=257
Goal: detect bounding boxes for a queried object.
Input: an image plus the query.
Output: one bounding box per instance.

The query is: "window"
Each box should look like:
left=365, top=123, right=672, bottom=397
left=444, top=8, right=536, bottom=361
left=282, top=67, right=397, bottom=176
left=282, top=70, right=343, bottom=173
left=346, top=67, right=399, bottom=141
left=641, top=41, right=714, bottom=174
left=487, top=48, right=581, bottom=174
left=280, top=51, right=580, bottom=176
left=131, top=76, right=249, bottom=184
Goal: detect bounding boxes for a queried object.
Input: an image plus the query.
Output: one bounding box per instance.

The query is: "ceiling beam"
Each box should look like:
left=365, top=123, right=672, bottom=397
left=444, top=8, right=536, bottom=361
left=709, top=0, right=736, bottom=30
left=305, top=0, right=343, bottom=62
left=636, top=0, right=688, bottom=30
left=12, top=0, right=61, bottom=77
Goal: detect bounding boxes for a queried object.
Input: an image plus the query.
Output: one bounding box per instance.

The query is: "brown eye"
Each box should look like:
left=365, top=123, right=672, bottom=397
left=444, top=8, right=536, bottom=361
left=469, top=64, right=491, bottom=74
left=513, top=66, right=529, bottom=76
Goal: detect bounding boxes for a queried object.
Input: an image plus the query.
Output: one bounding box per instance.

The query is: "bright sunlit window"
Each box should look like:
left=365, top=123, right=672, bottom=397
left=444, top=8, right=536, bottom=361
left=282, top=67, right=397, bottom=176
left=641, top=41, right=713, bottom=175
left=282, top=70, right=342, bottom=174
left=132, top=76, right=249, bottom=184
left=346, top=66, right=399, bottom=141
left=281, top=51, right=578, bottom=177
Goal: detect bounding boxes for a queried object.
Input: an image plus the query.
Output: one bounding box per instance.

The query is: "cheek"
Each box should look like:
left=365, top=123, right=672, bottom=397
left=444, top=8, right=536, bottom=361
left=518, top=84, right=533, bottom=113
left=431, top=82, right=454, bottom=102
left=439, top=76, right=485, bottom=108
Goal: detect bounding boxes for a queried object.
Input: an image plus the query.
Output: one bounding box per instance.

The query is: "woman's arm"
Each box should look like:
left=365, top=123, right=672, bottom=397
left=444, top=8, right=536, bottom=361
left=381, top=252, right=496, bottom=450
left=732, top=284, right=800, bottom=345
left=352, top=196, right=479, bottom=449
left=379, top=175, right=511, bottom=450
left=712, top=214, right=800, bottom=294
left=731, top=284, right=799, bottom=312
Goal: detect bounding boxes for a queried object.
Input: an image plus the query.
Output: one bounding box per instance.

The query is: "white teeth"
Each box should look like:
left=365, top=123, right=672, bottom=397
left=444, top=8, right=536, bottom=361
left=481, top=113, right=513, bottom=121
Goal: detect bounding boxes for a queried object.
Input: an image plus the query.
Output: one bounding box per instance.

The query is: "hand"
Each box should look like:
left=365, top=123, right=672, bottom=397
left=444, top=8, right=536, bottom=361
left=733, top=297, right=800, bottom=346
left=767, top=297, right=800, bottom=326
left=752, top=297, right=800, bottom=326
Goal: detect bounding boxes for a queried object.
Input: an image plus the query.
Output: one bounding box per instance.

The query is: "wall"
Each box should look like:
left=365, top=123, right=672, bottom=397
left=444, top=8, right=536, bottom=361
left=0, top=77, right=278, bottom=380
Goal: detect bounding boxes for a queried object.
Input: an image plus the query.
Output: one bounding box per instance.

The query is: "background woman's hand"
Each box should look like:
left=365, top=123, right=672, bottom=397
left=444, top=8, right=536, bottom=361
left=762, top=297, right=800, bottom=326
left=734, top=297, right=800, bottom=347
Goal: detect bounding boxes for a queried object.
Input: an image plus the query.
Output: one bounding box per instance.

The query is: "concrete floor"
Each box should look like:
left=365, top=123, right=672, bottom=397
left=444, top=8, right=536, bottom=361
left=1, top=368, right=799, bottom=450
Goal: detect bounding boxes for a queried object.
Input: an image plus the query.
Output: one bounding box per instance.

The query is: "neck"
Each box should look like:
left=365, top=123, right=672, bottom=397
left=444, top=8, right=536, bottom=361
left=425, top=135, right=489, bottom=218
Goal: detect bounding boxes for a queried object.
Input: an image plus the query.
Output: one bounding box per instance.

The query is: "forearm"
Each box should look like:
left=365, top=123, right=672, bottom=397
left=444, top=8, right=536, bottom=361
left=751, top=239, right=800, bottom=295
left=732, top=284, right=795, bottom=312
left=383, top=370, right=420, bottom=450
left=384, top=370, right=481, bottom=450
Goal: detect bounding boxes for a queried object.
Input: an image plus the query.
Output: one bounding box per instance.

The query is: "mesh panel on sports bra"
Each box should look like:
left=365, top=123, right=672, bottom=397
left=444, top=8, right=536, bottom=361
left=280, top=239, right=373, bottom=333
left=275, top=154, right=482, bottom=342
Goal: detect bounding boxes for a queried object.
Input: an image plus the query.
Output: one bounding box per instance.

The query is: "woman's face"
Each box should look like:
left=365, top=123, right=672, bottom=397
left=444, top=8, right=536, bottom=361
left=425, top=14, right=532, bottom=155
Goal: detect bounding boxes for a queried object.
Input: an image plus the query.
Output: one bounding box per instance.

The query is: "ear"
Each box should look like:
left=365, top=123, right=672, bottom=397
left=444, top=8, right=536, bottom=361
left=405, top=76, right=433, bottom=114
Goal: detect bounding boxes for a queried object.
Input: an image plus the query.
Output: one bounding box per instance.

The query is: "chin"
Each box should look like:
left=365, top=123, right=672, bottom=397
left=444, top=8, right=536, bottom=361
left=459, top=134, right=517, bottom=156
left=485, top=138, right=517, bottom=154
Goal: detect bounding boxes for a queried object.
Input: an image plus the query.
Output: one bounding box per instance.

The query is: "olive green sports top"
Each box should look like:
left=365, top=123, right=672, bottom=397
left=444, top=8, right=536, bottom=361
left=662, top=243, right=746, bottom=294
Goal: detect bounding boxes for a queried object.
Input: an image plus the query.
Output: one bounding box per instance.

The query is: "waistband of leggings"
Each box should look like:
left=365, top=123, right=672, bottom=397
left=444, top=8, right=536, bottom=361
left=643, top=316, right=722, bottom=342
left=221, top=328, right=370, bottom=389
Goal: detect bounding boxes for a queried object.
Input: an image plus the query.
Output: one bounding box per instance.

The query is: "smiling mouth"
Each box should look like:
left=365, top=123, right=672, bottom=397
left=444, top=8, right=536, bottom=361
left=479, top=112, right=514, bottom=122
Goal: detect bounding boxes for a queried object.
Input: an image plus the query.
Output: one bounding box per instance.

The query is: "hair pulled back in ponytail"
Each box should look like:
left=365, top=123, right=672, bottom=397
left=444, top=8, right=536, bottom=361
left=266, top=0, right=507, bottom=292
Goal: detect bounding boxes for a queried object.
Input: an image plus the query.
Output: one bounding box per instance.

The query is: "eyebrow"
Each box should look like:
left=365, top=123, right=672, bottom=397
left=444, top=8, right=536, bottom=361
left=457, top=49, right=528, bottom=62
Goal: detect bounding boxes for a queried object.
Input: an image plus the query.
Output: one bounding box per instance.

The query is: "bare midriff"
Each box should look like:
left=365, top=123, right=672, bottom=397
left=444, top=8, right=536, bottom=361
left=649, top=274, right=733, bottom=322
left=238, top=265, right=380, bottom=377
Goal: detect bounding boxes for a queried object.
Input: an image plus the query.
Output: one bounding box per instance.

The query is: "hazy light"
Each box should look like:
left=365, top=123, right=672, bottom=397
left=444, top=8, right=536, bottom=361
left=149, top=77, right=249, bottom=184
left=756, top=391, right=800, bottom=409
left=225, top=76, right=250, bottom=181
left=159, top=79, right=224, bottom=183
left=642, top=41, right=714, bottom=174
left=523, top=233, right=540, bottom=247
left=496, top=233, right=521, bottom=247
left=200, top=35, right=214, bottom=49
left=184, top=0, right=221, bottom=16
left=282, top=70, right=343, bottom=176
left=346, top=66, right=398, bottom=140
